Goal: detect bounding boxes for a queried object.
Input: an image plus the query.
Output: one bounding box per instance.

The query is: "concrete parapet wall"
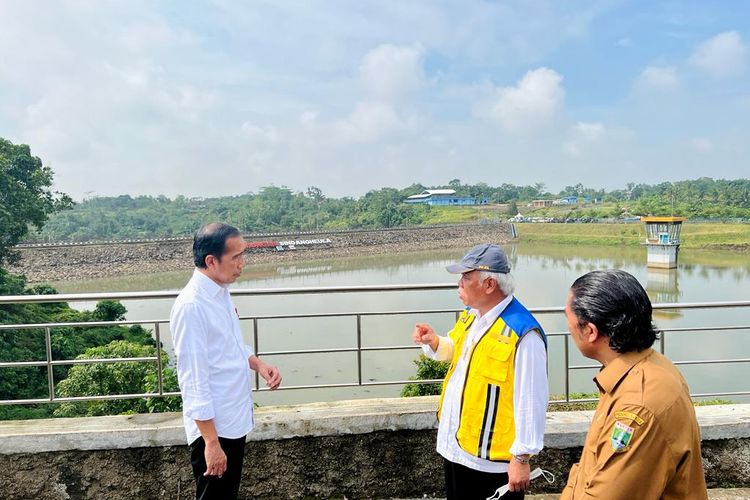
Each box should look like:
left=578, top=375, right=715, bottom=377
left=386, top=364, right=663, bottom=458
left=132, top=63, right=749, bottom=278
left=1, top=398, right=748, bottom=499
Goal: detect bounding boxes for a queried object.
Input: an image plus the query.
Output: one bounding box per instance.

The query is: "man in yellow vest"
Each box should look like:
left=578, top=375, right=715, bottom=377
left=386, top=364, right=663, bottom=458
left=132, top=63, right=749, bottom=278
left=413, top=243, right=548, bottom=500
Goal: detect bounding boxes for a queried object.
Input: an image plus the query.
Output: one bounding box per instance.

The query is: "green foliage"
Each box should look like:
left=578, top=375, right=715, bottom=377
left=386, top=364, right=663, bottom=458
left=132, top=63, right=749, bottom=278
left=401, top=355, right=449, bottom=397
left=24, top=177, right=749, bottom=242
left=693, top=398, right=734, bottom=406
left=0, top=270, right=167, bottom=419
left=0, top=137, right=72, bottom=264
left=53, top=340, right=181, bottom=417
left=507, top=201, right=519, bottom=215
left=93, top=300, right=127, bottom=321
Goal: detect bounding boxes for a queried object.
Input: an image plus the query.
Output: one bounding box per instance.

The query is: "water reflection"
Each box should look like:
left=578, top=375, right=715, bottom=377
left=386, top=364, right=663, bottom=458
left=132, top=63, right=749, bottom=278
left=646, top=268, right=682, bottom=321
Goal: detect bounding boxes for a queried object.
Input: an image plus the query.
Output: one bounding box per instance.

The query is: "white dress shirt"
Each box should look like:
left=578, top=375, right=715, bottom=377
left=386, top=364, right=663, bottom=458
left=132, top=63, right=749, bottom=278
left=170, top=269, right=255, bottom=444
left=422, top=295, right=548, bottom=472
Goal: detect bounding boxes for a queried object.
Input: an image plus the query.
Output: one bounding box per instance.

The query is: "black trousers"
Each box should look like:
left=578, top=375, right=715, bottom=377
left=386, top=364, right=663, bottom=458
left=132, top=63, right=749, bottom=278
left=444, top=459, right=525, bottom=500
left=190, top=435, right=247, bottom=500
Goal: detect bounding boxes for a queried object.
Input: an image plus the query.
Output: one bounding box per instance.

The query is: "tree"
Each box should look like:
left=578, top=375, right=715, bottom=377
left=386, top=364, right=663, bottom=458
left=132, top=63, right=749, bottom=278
left=507, top=201, right=519, bottom=216
left=93, top=300, right=127, bottom=321
left=53, top=340, right=181, bottom=417
left=0, top=138, right=72, bottom=265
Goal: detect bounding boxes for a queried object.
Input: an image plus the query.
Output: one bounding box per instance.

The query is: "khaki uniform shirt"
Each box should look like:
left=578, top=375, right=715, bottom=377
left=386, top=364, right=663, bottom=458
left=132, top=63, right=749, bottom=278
left=561, top=348, right=707, bottom=500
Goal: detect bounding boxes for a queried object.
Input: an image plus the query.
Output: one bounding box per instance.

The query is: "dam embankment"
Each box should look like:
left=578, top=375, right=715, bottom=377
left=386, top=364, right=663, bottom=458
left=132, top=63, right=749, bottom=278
left=11, top=223, right=513, bottom=282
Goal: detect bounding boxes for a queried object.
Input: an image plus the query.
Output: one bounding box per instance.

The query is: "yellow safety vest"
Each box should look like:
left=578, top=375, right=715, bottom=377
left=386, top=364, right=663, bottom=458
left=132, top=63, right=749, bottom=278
left=437, top=299, right=545, bottom=462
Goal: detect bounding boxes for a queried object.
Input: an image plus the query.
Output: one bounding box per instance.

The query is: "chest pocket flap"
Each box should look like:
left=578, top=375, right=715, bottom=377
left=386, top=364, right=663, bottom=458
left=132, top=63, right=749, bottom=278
left=479, top=339, right=514, bottom=384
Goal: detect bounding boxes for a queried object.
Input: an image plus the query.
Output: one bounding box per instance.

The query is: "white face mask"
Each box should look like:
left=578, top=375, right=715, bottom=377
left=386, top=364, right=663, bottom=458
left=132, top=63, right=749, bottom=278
left=485, top=468, right=555, bottom=500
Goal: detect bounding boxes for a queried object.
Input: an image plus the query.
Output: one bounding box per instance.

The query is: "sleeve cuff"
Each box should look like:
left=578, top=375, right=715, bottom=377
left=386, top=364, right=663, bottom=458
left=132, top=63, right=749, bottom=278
left=509, top=442, right=542, bottom=456
left=183, top=401, right=215, bottom=422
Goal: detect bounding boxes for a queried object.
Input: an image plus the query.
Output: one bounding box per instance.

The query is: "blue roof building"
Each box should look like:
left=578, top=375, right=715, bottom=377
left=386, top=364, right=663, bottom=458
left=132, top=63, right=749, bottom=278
left=404, top=189, right=489, bottom=206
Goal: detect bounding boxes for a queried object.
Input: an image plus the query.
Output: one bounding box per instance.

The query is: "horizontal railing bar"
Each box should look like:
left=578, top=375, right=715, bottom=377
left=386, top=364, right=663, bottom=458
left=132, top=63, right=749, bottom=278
left=549, top=392, right=750, bottom=404
left=661, top=325, right=750, bottom=333
left=253, top=378, right=445, bottom=391
left=0, top=319, right=165, bottom=330
left=240, top=309, right=460, bottom=320
left=549, top=398, right=599, bottom=404
left=674, top=358, right=750, bottom=366
left=0, top=357, right=158, bottom=369
left=259, top=347, right=359, bottom=356
left=652, top=301, right=750, bottom=310
left=568, top=364, right=601, bottom=370
left=3, top=318, right=747, bottom=337
left=258, top=345, right=423, bottom=356
left=0, top=391, right=182, bottom=406
left=690, top=391, right=750, bottom=398
left=0, top=283, right=460, bottom=304
left=571, top=357, right=750, bottom=371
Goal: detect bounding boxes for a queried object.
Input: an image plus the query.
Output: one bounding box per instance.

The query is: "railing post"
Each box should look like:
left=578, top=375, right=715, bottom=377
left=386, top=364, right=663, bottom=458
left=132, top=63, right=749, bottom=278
left=661, top=330, right=666, bottom=355
left=356, top=315, right=363, bottom=386
left=45, top=327, right=54, bottom=401
left=253, top=318, right=260, bottom=390
left=564, top=333, right=570, bottom=403
left=155, top=323, right=164, bottom=395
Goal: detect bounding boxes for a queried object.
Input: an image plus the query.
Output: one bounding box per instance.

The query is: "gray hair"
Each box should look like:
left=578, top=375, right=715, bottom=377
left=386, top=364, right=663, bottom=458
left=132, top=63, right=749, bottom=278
left=479, top=270, right=515, bottom=296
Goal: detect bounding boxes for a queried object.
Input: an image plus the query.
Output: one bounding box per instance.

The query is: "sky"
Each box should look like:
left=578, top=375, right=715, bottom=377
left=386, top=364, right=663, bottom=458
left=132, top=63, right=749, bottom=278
left=0, top=1, right=748, bottom=201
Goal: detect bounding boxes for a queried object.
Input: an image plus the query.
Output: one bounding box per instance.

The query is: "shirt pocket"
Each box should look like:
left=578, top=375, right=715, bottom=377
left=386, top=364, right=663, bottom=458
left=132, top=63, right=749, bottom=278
left=563, top=462, right=580, bottom=493
left=479, top=338, right=514, bottom=385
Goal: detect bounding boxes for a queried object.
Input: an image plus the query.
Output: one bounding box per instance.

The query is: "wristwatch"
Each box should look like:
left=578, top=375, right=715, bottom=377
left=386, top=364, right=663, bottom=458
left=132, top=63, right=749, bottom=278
left=513, top=454, right=530, bottom=464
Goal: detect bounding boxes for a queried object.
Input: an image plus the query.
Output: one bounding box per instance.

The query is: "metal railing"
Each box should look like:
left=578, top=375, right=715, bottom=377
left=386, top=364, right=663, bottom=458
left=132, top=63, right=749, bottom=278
left=1, top=286, right=748, bottom=406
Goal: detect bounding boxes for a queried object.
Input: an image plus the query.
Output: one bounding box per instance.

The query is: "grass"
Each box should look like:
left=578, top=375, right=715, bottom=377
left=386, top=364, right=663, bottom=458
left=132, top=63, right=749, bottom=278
left=515, top=222, right=750, bottom=250
left=421, top=206, right=488, bottom=224
left=549, top=393, right=735, bottom=412
left=420, top=205, right=749, bottom=250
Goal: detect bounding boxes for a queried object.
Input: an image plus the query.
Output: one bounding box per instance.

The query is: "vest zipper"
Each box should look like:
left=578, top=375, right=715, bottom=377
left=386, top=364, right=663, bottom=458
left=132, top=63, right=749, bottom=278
left=455, top=315, right=504, bottom=450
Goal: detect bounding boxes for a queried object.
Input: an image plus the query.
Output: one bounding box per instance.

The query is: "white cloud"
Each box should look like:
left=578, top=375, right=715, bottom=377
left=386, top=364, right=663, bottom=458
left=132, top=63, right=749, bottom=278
left=635, top=65, right=679, bottom=91
left=334, top=101, right=416, bottom=144
left=691, top=137, right=713, bottom=153
left=563, top=122, right=606, bottom=158
left=241, top=121, right=279, bottom=145
left=574, top=121, right=605, bottom=141
left=299, top=111, right=318, bottom=127
left=689, top=31, right=747, bottom=78
left=478, top=67, right=565, bottom=133
left=359, top=44, right=425, bottom=101
left=617, top=37, right=634, bottom=47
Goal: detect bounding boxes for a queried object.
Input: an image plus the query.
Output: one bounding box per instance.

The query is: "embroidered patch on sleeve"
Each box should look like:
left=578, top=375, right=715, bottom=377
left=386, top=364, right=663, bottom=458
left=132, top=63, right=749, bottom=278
left=615, top=411, right=645, bottom=426
left=611, top=421, right=635, bottom=452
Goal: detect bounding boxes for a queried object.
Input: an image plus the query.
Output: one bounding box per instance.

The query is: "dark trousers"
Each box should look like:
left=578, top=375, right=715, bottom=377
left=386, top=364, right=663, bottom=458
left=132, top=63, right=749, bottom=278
left=190, top=435, right=247, bottom=500
left=444, top=459, right=525, bottom=500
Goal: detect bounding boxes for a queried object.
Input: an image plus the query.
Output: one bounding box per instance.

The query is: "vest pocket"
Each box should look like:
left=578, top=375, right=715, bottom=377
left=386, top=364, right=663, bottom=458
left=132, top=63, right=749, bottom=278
left=480, top=340, right=514, bottom=385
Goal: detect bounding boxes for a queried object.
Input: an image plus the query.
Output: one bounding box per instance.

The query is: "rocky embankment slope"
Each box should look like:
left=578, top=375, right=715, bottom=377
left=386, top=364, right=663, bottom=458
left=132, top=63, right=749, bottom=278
left=11, top=223, right=514, bottom=282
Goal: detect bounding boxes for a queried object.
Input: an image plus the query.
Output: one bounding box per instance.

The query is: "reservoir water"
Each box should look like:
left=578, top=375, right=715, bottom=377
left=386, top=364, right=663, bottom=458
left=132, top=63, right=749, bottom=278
left=50, top=242, right=750, bottom=406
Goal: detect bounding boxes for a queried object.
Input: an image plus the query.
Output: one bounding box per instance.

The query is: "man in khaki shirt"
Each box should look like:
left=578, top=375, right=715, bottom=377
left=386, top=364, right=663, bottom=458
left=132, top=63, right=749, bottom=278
left=561, top=270, right=707, bottom=500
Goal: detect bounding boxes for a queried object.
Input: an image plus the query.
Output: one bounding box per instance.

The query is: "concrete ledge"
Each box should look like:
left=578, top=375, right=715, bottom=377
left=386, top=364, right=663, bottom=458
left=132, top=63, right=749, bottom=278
left=3, top=398, right=749, bottom=455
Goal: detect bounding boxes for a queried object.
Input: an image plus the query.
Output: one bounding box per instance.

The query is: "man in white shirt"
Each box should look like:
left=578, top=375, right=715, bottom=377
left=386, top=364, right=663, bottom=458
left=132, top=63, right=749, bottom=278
left=170, top=222, right=282, bottom=500
left=413, top=243, right=548, bottom=500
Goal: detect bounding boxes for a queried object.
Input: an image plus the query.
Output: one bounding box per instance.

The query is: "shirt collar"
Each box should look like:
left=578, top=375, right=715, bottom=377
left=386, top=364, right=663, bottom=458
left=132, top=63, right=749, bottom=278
left=473, top=294, right=514, bottom=325
left=594, top=348, right=654, bottom=394
left=192, top=268, right=228, bottom=298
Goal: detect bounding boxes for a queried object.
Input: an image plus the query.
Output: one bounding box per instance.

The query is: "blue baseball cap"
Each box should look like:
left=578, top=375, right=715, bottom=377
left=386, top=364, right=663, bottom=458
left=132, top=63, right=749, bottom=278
left=446, top=244, right=511, bottom=274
